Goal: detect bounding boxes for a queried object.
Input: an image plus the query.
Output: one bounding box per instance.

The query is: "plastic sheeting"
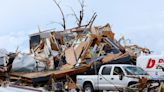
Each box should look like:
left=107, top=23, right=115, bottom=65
left=12, top=54, right=45, bottom=72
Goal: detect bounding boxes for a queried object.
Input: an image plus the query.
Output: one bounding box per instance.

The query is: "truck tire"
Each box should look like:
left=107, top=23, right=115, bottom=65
left=83, top=83, right=94, bottom=92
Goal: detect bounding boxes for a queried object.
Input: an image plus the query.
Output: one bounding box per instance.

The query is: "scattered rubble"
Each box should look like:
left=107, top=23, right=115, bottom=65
left=0, top=22, right=158, bottom=92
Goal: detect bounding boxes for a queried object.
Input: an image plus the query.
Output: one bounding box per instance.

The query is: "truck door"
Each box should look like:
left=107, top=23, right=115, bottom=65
left=110, top=66, right=128, bottom=89
left=98, top=66, right=113, bottom=90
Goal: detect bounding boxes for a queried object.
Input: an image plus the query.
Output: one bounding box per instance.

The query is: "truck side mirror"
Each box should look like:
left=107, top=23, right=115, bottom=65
left=119, top=75, right=123, bottom=80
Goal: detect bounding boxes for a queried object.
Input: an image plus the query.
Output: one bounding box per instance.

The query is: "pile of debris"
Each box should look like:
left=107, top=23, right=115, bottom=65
left=28, top=23, right=130, bottom=71
left=0, top=23, right=150, bottom=91
left=0, top=49, right=17, bottom=75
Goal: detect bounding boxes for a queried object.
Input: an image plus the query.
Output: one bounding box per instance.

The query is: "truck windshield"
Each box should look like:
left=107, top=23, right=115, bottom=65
left=123, top=66, right=148, bottom=75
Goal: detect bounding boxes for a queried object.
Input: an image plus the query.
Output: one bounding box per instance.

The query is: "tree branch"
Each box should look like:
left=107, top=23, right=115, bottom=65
left=72, top=12, right=97, bottom=29
left=69, top=0, right=85, bottom=28
left=70, top=7, right=80, bottom=24
left=78, top=0, right=84, bottom=27
left=53, top=0, right=66, bottom=30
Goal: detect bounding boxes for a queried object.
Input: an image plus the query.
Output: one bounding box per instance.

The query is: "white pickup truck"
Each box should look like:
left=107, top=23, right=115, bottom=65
left=76, top=64, right=150, bottom=92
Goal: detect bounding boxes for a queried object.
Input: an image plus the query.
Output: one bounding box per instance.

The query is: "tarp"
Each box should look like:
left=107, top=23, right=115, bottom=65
left=12, top=54, right=45, bottom=72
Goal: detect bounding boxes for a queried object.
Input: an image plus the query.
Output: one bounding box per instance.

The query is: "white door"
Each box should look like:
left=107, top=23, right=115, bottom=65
left=98, top=66, right=113, bottom=90
left=110, top=66, right=128, bottom=89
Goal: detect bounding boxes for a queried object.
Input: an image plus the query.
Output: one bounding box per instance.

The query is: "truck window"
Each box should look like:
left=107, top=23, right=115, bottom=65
left=123, top=66, right=148, bottom=75
left=102, top=67, right=112, bottom=75
left=113, top=67, right=124, bottom=75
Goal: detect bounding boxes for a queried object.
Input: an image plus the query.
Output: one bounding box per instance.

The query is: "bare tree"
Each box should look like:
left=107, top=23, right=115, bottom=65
left=70, top=0, right=85, bottom=27
left=52, top=0, right=97, bottom=30
left=70, top=0, right=97, bottom=28
left=78, top=0, right=84, bottom=27
left=53, top=0, right=66, bottom=30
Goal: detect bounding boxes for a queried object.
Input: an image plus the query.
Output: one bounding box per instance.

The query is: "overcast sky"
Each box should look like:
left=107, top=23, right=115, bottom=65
left=0, top=0, right=164, bottom=53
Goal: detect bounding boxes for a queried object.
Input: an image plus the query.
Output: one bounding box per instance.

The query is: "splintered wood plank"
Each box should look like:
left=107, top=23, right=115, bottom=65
left=102, top=31, right=115, bottom=40
left=10, top=71, right=54, bottom=79
left=65, top=47, right=77, bottom=65
left=10, top=64, right=91, bottom=81
left=74, top=41, right=86, bottom=59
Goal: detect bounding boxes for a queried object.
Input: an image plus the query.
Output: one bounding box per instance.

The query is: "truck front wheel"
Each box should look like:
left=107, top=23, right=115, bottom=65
left=83, top=83, right=94, bottom=92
